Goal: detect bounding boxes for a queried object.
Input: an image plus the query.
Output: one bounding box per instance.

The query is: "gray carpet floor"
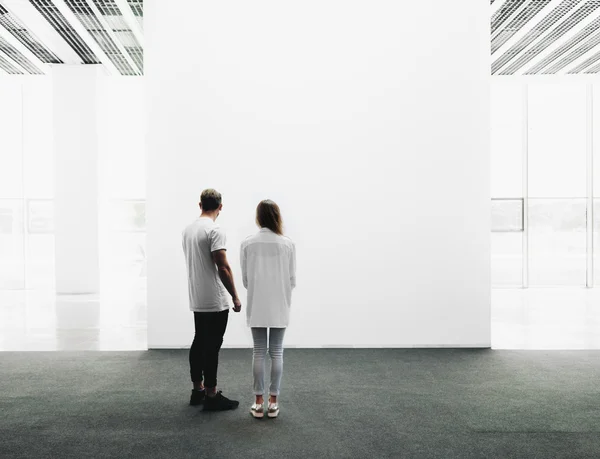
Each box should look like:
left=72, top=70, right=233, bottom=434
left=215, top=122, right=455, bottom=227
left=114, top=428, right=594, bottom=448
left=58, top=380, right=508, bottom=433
left=2, top=349, right=600, bottom=459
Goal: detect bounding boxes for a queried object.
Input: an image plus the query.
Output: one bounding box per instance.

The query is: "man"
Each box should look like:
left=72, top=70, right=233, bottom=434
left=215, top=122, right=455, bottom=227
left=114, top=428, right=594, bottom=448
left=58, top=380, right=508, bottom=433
left=182, top=188, right=242, bottom=411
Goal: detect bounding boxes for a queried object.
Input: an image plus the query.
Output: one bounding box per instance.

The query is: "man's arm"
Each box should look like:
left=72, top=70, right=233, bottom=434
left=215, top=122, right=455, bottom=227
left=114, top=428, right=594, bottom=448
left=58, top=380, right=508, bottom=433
left=212, top=249, right=240, bottom=302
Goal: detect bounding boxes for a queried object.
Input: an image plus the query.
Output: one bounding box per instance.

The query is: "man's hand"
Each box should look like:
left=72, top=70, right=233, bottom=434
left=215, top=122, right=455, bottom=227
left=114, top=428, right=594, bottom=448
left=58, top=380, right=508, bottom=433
left=232, top=297, right=242, bottom=313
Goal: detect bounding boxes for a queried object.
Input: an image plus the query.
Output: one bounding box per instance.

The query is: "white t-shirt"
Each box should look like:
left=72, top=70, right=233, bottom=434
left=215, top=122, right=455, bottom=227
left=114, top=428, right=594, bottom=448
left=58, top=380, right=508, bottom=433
left=182, top=217, right=230, bottom=312
left=240, top=228, right=296, bottom=328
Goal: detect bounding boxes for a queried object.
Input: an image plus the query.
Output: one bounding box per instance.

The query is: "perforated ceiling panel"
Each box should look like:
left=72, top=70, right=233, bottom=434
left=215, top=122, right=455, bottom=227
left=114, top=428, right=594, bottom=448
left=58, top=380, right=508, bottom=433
left=492, top=0, right=581, bottom=73
left=491, top=0, right=552, bottom=53
left=4, top=0, right=600, bottom=76
left=492, top=0, right=528, bottom=35
left=0, top=49, right=22, bottom=73
left=527, top=16, right=600, bottom=73
left=580, top=54, right=600, bottom=71
left=492, top=0, right=600, bottom=74
left=0, top=35, right=42, bottom=73
left=93, top=0, right=142, bottom=73
left=29, top=0, right=100, bottom=65
left=0, top=4, right=62, bottom=64
left=63, top=0, right=137, bottom=75
left=127, top=0, right=142, bottom=30
left=568, top=46, right=600, bottom=71
left=500, top=0, right=600, bottom=74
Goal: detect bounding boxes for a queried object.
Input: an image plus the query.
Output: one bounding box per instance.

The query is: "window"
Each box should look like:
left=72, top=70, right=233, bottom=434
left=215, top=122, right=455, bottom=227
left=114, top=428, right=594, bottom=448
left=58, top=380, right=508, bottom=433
left=491, top=199, right=523, bottom=287
left=528, top=199, right=587, bottom=286
left=107, top=200, right=146, bottom=232
left=490, top=82, right=524, bottom=287
left=492, top=199, right=523, bottom=232
left=103, top=200, right=147, bottom=288
left=26, top=200, right=54, bottom=289
left=0, top=80, right=55, bottom=291
left=491, top=82, right=598, bottom=288
left=0, top=200, right=25, bottom=289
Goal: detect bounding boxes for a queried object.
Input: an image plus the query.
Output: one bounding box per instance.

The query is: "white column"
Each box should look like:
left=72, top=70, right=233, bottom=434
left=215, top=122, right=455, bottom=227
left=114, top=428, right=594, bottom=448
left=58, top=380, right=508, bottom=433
left=53, top=65, right=103, bottom=294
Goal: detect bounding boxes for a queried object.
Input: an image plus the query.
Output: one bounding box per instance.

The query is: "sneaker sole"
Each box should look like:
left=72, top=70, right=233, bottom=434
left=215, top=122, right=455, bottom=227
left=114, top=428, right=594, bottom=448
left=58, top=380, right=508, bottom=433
left=267, top=410, right=279, bottom=418
left=250, top=410, right=264, bottom=419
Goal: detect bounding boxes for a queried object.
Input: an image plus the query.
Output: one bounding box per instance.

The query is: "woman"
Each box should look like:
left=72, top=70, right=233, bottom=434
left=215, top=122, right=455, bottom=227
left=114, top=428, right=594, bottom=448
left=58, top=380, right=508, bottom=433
left=240, top=199, right=296, bottom=419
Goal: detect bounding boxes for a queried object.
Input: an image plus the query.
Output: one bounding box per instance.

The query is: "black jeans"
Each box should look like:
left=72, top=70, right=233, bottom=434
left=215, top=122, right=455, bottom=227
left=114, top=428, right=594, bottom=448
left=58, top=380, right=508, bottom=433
left=189, top=310, right=229, bottom=388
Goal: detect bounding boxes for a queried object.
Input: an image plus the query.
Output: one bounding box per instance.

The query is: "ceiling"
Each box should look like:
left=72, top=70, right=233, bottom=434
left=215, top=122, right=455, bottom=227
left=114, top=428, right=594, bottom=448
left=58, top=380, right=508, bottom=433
left=0, top=0, right=143, bottom=75
left=1, top=1, right=600, bottom=76
left=492, top=0, right=600, bottom=74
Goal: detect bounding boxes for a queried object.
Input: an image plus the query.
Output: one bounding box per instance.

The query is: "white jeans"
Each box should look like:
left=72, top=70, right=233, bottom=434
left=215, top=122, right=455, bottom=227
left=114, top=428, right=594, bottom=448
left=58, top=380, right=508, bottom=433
left=251, top=327, right=286, bottom=396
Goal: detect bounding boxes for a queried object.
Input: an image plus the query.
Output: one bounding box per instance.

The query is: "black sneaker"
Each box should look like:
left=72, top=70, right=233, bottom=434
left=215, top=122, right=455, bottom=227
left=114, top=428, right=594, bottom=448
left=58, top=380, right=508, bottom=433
left=190, top=389, right=206, bottom=406
left=203, top=391, right=239, bottom=411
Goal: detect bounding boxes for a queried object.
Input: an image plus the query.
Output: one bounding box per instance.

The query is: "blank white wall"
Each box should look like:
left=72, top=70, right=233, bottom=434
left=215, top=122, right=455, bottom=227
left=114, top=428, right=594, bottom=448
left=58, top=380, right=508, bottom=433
left=146, top=0, right=491, bottom=348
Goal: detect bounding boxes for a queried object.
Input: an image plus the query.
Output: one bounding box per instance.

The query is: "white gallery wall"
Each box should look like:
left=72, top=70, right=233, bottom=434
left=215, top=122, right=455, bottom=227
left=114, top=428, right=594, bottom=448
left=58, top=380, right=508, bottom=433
left=146, top=0, right=491, bottom=348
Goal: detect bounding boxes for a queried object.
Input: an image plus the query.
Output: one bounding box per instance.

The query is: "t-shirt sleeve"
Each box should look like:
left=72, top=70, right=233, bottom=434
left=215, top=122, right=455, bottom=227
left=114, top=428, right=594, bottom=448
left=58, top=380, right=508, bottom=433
left=209, top=227, right=227, bottom=252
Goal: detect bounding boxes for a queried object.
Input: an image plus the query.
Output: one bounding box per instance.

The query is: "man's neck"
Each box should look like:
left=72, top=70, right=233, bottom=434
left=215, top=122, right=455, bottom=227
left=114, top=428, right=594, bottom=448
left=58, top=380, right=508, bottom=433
left=200, top=212, right=218, bottom=221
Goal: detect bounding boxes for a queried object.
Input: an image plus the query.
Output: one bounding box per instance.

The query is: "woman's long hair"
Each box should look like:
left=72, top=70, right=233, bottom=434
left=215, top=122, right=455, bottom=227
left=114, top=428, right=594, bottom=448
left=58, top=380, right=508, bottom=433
left=256, top=200, right=283, bottom=235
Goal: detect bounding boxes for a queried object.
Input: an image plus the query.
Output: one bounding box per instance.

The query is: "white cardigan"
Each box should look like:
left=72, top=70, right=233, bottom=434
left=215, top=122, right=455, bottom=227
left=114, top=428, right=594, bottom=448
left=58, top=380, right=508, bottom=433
left=240, top=228, right=296, bottom=328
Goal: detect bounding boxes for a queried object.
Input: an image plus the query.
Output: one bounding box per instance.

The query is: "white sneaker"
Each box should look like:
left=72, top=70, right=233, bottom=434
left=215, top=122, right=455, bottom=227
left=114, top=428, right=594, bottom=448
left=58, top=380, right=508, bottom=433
left=267, top=402, right=279, bottom=418
left=250, top=403, right=264, bottom=419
